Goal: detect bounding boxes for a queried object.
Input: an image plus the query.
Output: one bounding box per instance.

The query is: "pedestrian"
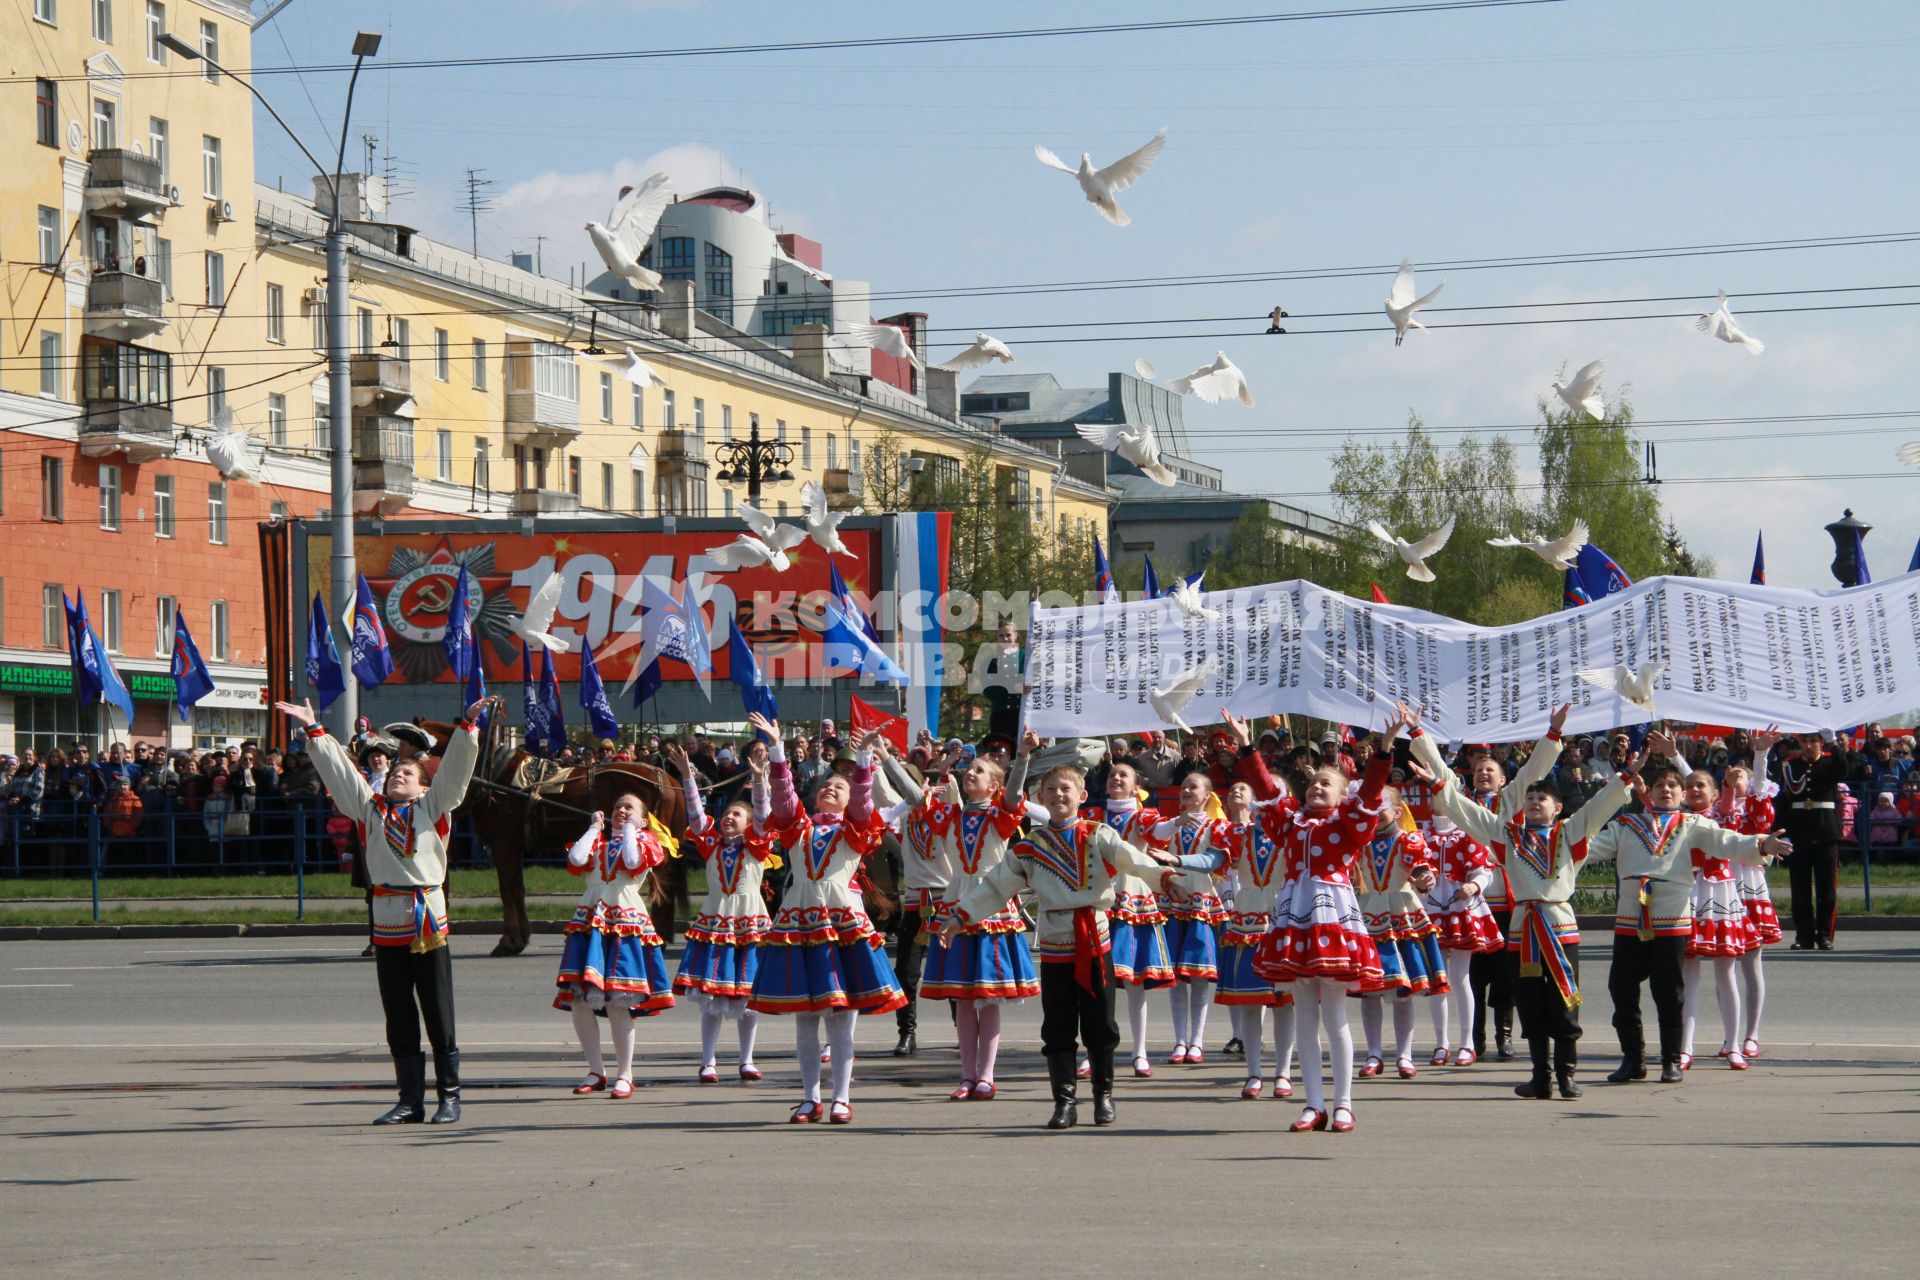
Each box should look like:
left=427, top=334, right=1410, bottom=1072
left=1776, top=734, right=1845, bottom=951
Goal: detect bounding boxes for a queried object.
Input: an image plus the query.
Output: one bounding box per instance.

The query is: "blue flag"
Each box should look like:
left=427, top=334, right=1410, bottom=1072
left=305, top=590, right=347, bottom=710
left=1092, top=533, right=1119, bottom=606
left=63, top=592, right=103, bottom=706
left=443, top=561, right=475, bottom=679
left=578, top=638, right=619, bottom=740
left=1751, top=532, right=1767, bottom=586
left=681, top=575, right=713, bottom=697
left=1908, top=537, right=1920, bottom=576
left=170, top=610, right=216, bottom=720
left=350, top=574, right=395, bottom=690
left=522, top=644, right=566, bottom=756
left=728, top=617, right=778, bottom=728
left=1563, top=542, right=1632, bottom=610
left=1851, top=526, right=1872, bottom=586
left=1141, top=555, right=1160, bottom=600
left=464, top=617, right=489, bottom=731
left=820, top=597, right=908, bottom=685
left=829, top=562, right=880, bottom=643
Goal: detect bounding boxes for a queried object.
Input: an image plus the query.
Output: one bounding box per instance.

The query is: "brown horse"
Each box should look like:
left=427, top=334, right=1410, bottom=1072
left=417, top=718, right=691, bottom=957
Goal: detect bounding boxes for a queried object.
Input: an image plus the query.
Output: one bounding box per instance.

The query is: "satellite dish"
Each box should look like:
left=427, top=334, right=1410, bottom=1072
left=1134, top=357, right=1156, bottom=382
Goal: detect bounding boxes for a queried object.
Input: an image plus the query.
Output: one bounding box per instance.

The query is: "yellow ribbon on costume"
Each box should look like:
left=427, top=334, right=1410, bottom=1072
left=650, top=812, right=681, bottom=859
left=1205, top=792, right=1226, bottom=822
left=764, top=853, right=785, bottom=872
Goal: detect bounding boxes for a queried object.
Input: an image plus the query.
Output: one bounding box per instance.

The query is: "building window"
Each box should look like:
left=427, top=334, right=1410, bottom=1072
left=356, top=307, right=373, bottom=355
left=205, top=251, right=225, bottom=306
left=694, top=398, right=706, bottom=437
left=82, top=337, right=172, bottom=408
left=658, top=236, right=695, bottom=278
left=311, top=300, right=324, bottom=352
left=827, top=433, right=837, bottom=470
left=630, top=383, right=644, bottom=428
left=435, top=430, right=452, bottom=481
left=801, top=425, right=812, bottom=469
left=207, top=367, right=227, bottom=419
left=91, top=97, right=116, bottom=150
left=100, top=589, right=122, bottom=652
left=91, top=0, right=110, bottom=40
left=42, top=457, right=65, bottom=522
left=207, top=481, right=227, bottom=545
left=424, top=327, right=445, bottom=380
left=37, top=206, right=61, bottom=266
left=721, top=404, right=733, bottom=440
left=474, top=440, right=490, bottom=494
left=601, top=462, right=614, bottom=510
left=471, top=338, right=487, bottom=389
left=763, top=305, right=833, bottom=337
left=36, top=79, right=58, bottom=147
left=153, top=237, right=171, bottom=296
left=267, top=393, right=287, bottom=446
left=146, top=2, right=166, bottom=62
left=198, top=20, right=219, bottom=82
left=153, top=475, right=174, bottom=537
left=209, top=600, right=229, bottom=661
left=40, top=331, right=63, bottom=397
left=156, top=595, right=176, bottom=655
left=662, top=389, right=675, bottom=428
left=568, top=457, right=583, bottom=497
left=265, top=283, right=284, bottom=343
left=723, top=488, right=734, bottom=516
left=148, top=117, right=168, bottom=175
left=43, top=585, right=66, bottom=648
left=506, top=341, right=580, bottom=403
left=705, top=243, right=733, bottom=322
left=850, top=437, right=862, bottom=478
left=630, top=469, right=646, bottom=514
left=600, top=371, right=613, bottom=421
left=393, top=317, right=409, bottom=363
left=99, top=464, right=122, bottom=530
left=202, top=135, right=221, bottom=198
left=270, top=500, right=286, bottom=523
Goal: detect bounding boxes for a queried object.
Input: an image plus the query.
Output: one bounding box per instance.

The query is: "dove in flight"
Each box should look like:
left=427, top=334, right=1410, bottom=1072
left=1168, top=352, right=1255, bottom=406
left=511, top=571, right=572, bottom=653
left=204, top=420, right=265, bottom=484
left=1168, top=577, right=1219, bottom=621
left=620, top=346, right=666, bottom=388
left=1896, top=441, right=1920, bottom=470
left=933, top=333, right=1015, bottom=372
left=1385, top=259, right=1445, bottom=346
left=1077, top=418, right=1176, bottom=486
left=1148, top=659, right=1215, bottom=735
left=798, top=480, right=858, bottom=557
left=586, top=173, right=675, bottom=293
left=1576, top=661, right=1667, bottom=714
left=1367, top=514, right=1456, bottom=583
left=1487, top=518, right=1590, bottom=570
left=1695, top=290, right=1765, bottom=355
left=1553, top=359, right=1606, bottom=422
left=1033, top=127, right=1168, bottom=227
left=708, top=501, right=808, bottom=573
left=832, top=322, right=922, bottom=369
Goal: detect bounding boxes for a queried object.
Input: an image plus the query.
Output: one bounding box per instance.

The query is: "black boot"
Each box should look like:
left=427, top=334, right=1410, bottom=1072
left=1554, top=1038, right=1583, bottom=1099
left=1044, top=1052, right=1077, bottom=1130
left=1495, top=1012, right=1515, bottom=1062
left=892, top=1031, right=918, bottom=1058
left=1606, top=1033, right=1646, bottom=1084
left=1091, top=1050, right=1117, bottom=1126
left=1513, top=1038, right=1551, bottom=1099
left=374, top=1053, right=427, bottom=1125
left=1658, top=1055, right=1684, bottom=1084
left=429, top=1049, right=461, bottom=1124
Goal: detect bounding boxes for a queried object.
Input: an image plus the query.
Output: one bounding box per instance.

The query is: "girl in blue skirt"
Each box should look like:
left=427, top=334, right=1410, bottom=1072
left=1355, top=789, right=1447, bottom=1081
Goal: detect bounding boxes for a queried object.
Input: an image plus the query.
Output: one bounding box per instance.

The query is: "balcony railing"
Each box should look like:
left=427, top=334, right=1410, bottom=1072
left=84, top=148, right=170, bottom=216
left=85, top=270, right=167, bottom=339
left=509, top=488, right=581, bottom=516
left=350, top=352, right=411, bottom=405
left=79, top=339, right=174, bottom=461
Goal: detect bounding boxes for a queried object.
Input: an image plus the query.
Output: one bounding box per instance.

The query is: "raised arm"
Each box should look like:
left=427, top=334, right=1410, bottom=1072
left=1566, top=775, right=1633, bottom=846
left=754, top=713, right=800, bottom=829
left=1688, top=818, right=1790, bottom=867
left=1410, top=727, right=1504, bottom=847
left=422, top=701, right=488, bottom=824
left=566, top=813, right=603, bottom=871
left=280, top=698, right=376, bottom=828
left=878, top=752, right=927, bottom=809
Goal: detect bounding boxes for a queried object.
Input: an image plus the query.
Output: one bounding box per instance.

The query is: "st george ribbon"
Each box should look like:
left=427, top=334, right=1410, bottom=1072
left=1019, top=571, right=1920, bottom=740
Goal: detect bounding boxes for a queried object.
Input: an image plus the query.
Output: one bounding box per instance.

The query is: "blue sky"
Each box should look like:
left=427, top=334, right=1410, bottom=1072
left=249, top=0, right=1920, bottom=587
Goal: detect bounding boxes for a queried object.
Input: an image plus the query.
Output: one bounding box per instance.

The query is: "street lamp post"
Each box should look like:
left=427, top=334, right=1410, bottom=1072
left=712, top=418, right=795, bottom=505
left=160, top=29, right=382, bottom=736
left=1825, top=508, right=1872, bottom=588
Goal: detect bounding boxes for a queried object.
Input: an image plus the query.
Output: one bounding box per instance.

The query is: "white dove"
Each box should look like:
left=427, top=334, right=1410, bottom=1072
left=1077, top=418, right=1176, bottom=486
left=619, top=346, right=666, bottom=388
left=708, top=501, right=808, bottom=573
left=932, top=333, right=1014, bottom=372
left=832, top=322, right=921, bottom=369
left=799, top=480, right=857, bottom=557
left=1384, top=259, right=1445, bottom=346
left=1168, top=352, right=1254, bottom=406
left=1576, top=661, right=1667, bottom=714
left=1148, top=659, right=1214, bottom=735
left=1695, top=290, right=1765, bottom=355
left=1367, top=513, right=1456, bottom=583
left=1033, top=127, right=1167, bottom=227
left=585, top=173, right=674, bottom=293
left=511, top=570, right=572, bottom=653
left=1168, top=577, right=1219, bottom=621
left=1552, top=359, right=1606, bottom=422
left=1896, top=442, right=1920, bottom=470
left=1487, top=518, right=1590, bottom=570
left=204, top=421, right=265, bottom=484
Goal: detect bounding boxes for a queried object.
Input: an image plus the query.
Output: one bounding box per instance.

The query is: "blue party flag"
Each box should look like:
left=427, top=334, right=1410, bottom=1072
left=170, top=610, right=216, bottom=719
left=829, top=562, right=880, bottom=642
left=443, top=561, right=475, bottom=680
left=1092, top=533, right=1120, bottom=606
left=1751, top=532, right=1767, bottom=586
left=305, top=591, right=347, bottom=710
left=820, top=597, right=908, bottom=685
left=578, top=638, right=619, bottom=741
left=350, top=574, right=395, bottom=690
left=521, top=644, right=566, bottom=756
left=1140, top=554, right=1160, bottom=600
left=727, top=617, right=778, bottom=728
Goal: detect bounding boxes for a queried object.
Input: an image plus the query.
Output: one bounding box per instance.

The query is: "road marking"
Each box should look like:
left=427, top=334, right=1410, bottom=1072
left=0, top=984, right=75, bottom=989
left=13, top=966, right=133, bottom=971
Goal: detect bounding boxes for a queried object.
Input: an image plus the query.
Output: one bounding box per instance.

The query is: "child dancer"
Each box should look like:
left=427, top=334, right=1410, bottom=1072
left=1209, top=779, right=1298, bottom=1098
left=1724, top=731, right=1783, bottom=1058
left=747, top=714, right=907, bottom=1125
left=1084, top=761, right=1174, bottom=1077
left=1353, top=790, right=1445, bottom=1080
left=882, top=747, right=954, bottom=1060
left=896, top=738, right=1039, bottom=1101
left=1152, top=772, right=1228, bottom=1066
left=669, top=742, right=774, bottom=1084
left=1420, top=810, right=1503, bottom=1065
left=1253, top=709, right=1409, bottom=1134
left=1674, top=768, right=1754, bottom=1071
left=555, top=779, right=677, bottom=1100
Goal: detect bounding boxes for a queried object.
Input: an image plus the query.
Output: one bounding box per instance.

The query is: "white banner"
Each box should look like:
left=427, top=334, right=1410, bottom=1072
left=1020, top=572, right=1920, bottom=740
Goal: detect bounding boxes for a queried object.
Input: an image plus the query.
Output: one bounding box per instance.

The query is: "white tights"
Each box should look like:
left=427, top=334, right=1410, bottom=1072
left=1127, top=984, right=1151, bottom=1061
left=1168, top=979, right=1213, bottom=1049
left=572, top=1002, right=638, bottom=1081
left=1427, top=950, right=1476, bottom=1051
left=1681, top=955, right=1741, bottom=1056
left=1241, top=1002, right=1298, bottom=1081
left=1360, top=993, right=1417, bottom=1064
left=1738, top=949, right=1767, bottom=1043
left=1294, top=979, right=1354, bottom=1115
left=699, top=1006, right=760, bottom=1069
left=794, top=1011, right=858, bottom=1103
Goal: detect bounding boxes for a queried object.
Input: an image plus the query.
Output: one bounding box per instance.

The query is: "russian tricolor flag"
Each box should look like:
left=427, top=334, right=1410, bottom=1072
left=894, top=512, right=952, bottom=743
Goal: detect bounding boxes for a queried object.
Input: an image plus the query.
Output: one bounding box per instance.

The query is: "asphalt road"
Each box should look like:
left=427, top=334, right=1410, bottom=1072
left=3, top=931, right=1916, bottom=1278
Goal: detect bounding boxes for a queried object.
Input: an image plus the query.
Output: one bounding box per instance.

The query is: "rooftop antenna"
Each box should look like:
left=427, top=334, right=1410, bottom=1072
left=459, top=168, right=495, bottom=258
left=532, top=234, right=548, bottom=276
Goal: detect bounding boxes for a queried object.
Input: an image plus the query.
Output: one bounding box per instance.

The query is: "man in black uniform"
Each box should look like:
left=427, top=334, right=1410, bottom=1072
left=1775, top=734, right=1846, bottom=951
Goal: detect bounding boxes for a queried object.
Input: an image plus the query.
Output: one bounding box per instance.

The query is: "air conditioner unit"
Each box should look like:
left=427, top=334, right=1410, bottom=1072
left=166, top=184, right=182, bottom=205
left=209, top=198, right=234, bottom=223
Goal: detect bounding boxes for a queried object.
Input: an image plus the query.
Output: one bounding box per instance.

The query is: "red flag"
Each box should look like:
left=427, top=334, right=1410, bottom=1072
left=1370, top=583, right=1390, bottom=604
left=849, top=693, right=910, bottom=753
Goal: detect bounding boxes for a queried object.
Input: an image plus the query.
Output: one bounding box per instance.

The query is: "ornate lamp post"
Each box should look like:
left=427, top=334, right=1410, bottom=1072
left=1825, top=508, right=1872, bottom=587
left=713, top=418, right=795, bottom=504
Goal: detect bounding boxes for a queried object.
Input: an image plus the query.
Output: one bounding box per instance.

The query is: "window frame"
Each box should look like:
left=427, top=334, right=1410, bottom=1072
left=198, top=20, right=220, bottom=83
left=201, top=135, right=222, bottom=199
left=42, top=456, right=66, bottom=522
left=435, top=429, right=452, bottom=482
left=98, top=463, right=122, bottom=531
left=600, top=371, right=614, bottom=422
left=267, top=393, right=287, bottom=446
left=91, top=0, right=111, bottom=41
left=33, top=0, right=57, bottom=27
left=148, top=116, right=168, bottom=176
left=265, top=282, right=285, bottom=343
left=100, top=588, right=122, bottom=653
left=43, top=585, right=66, bottom=649
left=434, top=328, right=450, bottom=381
left=37, top=206, right=61, bottom=267
left=91, top=96, right=116, bottom=151
left=207, top=481, right=228, bottom=546
left=155, top=595, right=177, bottom=656
left=153, top=474, right=174, bottom=538
left=35, top=78, right=58, bottom=148
left=146, top=2, right=166, bottom=63
left=205, top=251, right=225, bottom=307
left=209, top=600, right=229, bottom=662
left=471, top=337, right=487, bottom=390
left=39, top=331, right=63, bottom=398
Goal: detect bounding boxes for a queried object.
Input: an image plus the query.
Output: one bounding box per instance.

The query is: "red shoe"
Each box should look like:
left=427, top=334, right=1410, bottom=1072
left=1133, top=1056, right=1153, bottom=1078
left=1240, top=1078, right=1263, bottom=1100
left=972, top=1081, right=997, bottom=1101
left=1289, top=1107, right=1327, bottom=1133
left=1187, top=1049, right=1205, bottom=1066
left=828, top=1101, right=854, bottom=1125
left=1728, top=1052, right=1750, bottom=1071
left=1359, top=1055, right=1384, bottom=1078
left=697, top=1065, right=720, bottom=1084
left=1076, top=1059, right=1092, bottom=1079
left=1430, top=1048, right=1450, bottom=1067
left=1329, top=1106, right=1356, bottom=1133
left=1453, top=1048, right=1477, bottom=1067
left=1169, top=1045, right=1190, bottom=1065
left=789, top=1100, right=824, bottom=1124
left=1742, top=1037, right=1761, bottom=1058
left=949, top=1081, right=976, bottom=1102
left=609, top=1077, right=634, bottom=1100
left=1397, top=1061, right=1418, bottom=1080
left=1679, top=1052, right=1694, bottom=1071
left=1272, top=1077, right=1294, bottom=1099
left=739, top=1065, right=763, bottom=1082
left=820, top=1049, right=832, bottom=1064
left=1716, top=1045, right=1734, bottom=1059
left=572, top=1072, right=608, bottom=1096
